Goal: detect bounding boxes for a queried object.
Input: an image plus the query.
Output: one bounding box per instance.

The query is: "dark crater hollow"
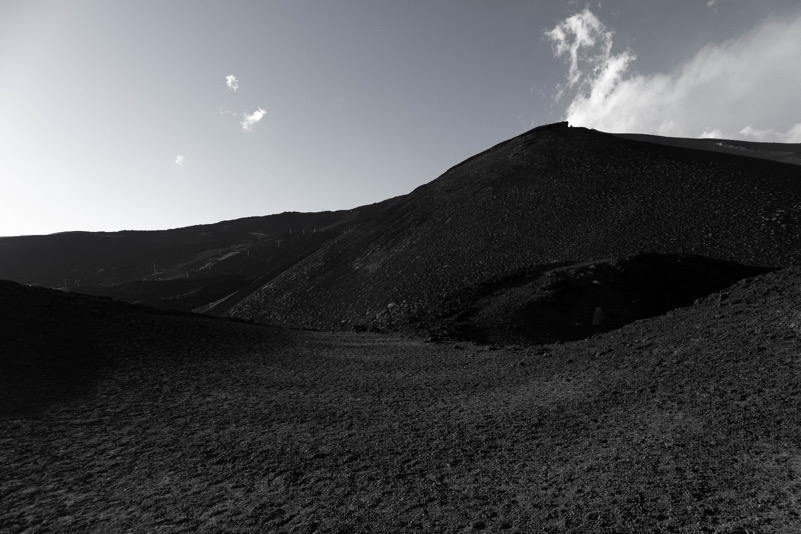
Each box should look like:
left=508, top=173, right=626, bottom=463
left=431, top=253, right=776, bottom=346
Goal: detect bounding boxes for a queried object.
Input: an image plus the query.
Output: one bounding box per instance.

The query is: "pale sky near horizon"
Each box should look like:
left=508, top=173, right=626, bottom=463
left=1, top=0, right=800, bottom=237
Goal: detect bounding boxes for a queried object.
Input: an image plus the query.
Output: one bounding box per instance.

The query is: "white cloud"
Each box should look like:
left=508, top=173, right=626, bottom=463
left=225, top=74, right=239, bottom=92
left=700, top=129, right=724, bottom=139
left=548, top=8, right=801, bottom=143
left=707, top=0, right=717, bottom=11
left=787, top=124, right=801, bottom=143
left=241, top=107, right=266, bottom=132
left=737, top=123, right=801, bottom=143
left=219, top=106, right=237, bottom=117
left=545, top=8, right=635, bottom=101
left=175, top=155, right=184, bottom=166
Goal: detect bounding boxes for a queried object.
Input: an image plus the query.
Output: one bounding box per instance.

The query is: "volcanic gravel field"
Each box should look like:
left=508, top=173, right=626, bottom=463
left=3, top=267, right=801, bottom=533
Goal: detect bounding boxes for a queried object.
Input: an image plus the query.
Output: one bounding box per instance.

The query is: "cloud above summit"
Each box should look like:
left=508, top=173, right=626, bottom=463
left=547, top=8, right=801, bottom=142
left=545, top=8, right=634, bottom=100
left=225, top=75, right=239, bottom=92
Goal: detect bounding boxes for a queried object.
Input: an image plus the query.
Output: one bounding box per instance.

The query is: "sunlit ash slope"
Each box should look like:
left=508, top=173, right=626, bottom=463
left=229, top=122, right=801, bottom=331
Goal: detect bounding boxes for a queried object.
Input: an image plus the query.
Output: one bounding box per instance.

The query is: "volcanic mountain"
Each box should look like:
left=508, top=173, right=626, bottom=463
left=228, top=122, right=801, bottom=332
left=2, top=122, right=800, bottom=342
left=5, top=122, right=801, bottom=532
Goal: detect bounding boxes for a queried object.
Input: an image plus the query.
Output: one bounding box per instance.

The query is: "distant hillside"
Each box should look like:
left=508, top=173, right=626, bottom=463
left=614, top=133, right=801, bottom=166
left=229, top=123, right=801, bottom=331
left=0, top=205, right=393, bottom=314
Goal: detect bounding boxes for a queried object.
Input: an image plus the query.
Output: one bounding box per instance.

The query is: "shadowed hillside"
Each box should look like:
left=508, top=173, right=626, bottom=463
left=614, top=133, right=801, bottom=166
left=229, top=123, right=801, bottom=331
left=416, top=253, right=775, bottom=346
left=0, top=205, right=393, bottom=314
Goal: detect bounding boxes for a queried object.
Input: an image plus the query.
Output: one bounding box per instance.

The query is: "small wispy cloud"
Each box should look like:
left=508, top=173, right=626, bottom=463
left=241, top=107, right=266, bottom=132
left=225, top=74, right=239, bottom=92
left=175, top=155, right=184, bottom=166
left=700, top=128, right=725, bottom=139
left=547, top=8, right=801, bottom=143
left=219, top=106, right=237, bottom=117
left=707, top=0, right=718, bottom=11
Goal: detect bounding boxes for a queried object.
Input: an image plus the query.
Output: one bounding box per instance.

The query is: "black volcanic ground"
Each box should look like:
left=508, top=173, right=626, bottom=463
left=3, top=268, right=801, bottom=532
left=3, top=123, right=801, bottom=532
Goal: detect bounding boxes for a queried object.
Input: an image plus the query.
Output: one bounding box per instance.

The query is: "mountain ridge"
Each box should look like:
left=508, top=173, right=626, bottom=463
left=2, top=123, right=800, bottom=340
left=227, top=123, right=801, bottom=331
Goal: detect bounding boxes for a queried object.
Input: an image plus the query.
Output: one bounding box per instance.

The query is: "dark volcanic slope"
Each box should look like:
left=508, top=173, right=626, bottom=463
left=4, top=269, right=801, bottom=532
left=230, top=123, right=801, bottom=330
left=614, top=133, right=801, bottom=167
left=0, top=207, right=384, bottom=314
left=419, top=253, right=775, bottom=346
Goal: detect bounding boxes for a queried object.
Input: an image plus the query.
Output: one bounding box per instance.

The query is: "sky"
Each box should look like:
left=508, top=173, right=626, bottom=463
left=1, top=0, right=800, bottom=237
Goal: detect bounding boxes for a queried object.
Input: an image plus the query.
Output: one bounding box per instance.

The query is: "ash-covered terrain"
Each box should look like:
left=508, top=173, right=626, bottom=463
left=3, top=268, right=801, bottom=532
left=3, top=123, right=801, bottom=532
